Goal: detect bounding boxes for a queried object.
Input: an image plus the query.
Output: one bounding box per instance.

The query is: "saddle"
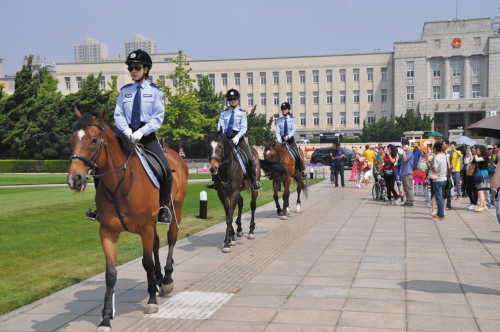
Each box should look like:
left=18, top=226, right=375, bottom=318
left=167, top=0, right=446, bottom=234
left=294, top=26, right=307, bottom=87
left=233, top=145, right=255, bottom=175
left=136, top=145, right=168, bottom=187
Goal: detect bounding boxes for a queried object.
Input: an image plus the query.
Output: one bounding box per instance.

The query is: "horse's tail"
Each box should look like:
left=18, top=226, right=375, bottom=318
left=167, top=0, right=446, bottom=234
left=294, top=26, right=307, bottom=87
left=259, top=159, right=287, bottom=180
left=293, top=176, right=308, bottom=199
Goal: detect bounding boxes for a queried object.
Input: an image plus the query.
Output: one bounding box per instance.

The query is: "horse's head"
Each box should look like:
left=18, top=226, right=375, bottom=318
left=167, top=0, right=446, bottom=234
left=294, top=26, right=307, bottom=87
left=207, top=129, right=226, bottom=175
left=67, top=106, right=107, bottom=193
left=264, top=141, right=281, bottom=162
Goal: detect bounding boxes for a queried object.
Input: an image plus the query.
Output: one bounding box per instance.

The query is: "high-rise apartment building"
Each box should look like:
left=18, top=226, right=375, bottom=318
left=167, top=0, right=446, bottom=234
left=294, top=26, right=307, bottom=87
left=124, top=34, right=157, bottom=56
left=74, top=38, right=109, bottom=63
left=492, top=16, right=500, bottom=36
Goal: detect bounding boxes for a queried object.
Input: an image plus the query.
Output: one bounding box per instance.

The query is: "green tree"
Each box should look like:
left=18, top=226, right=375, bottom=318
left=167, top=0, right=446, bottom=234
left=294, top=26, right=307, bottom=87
left=106, top=75, right=120, bottom=125
left=158, top=50, right=204, bottom=149
left=245, top=105, right=275, bottom=146
left=195, top=75, right=224, bottom=134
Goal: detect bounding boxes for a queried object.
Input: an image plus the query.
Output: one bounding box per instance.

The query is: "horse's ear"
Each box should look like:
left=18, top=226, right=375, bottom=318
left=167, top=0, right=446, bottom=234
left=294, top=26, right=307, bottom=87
left=98, top=104, right=108, bottom=120
left=272, top=142, right=276, bottom=147
left=74, top=106, right=82, bottom=119
left=262, top=141, right=267, bottom=146
left=219, top=127, right=223, bottom=135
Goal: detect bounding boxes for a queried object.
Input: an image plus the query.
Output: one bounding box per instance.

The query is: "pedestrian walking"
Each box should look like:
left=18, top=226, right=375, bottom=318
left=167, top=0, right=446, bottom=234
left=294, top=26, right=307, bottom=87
left=331, top=143, right=346, bottom=187
left=383, top=145, right=399, bottom=205
left=401, top=140, right=414, bottom=206
left=450, top=142, right=462, bottom=200
left=474, top=145, right=490, bottom=212
left=412, top=143, right=422, bottom=171
left=349, top=147, right=358, bottom=181
left=431, top=141, right=447, bottom=220
left=465, top=145, right=479, bottom=210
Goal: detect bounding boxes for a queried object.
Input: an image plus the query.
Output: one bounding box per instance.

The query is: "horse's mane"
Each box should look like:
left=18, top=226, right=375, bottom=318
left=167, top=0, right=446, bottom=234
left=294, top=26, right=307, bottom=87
left=265, top=141, right=282, bottom=151
left=74, top=113, right=136, bottom=157
left=208, top=131, right=224, bottom=141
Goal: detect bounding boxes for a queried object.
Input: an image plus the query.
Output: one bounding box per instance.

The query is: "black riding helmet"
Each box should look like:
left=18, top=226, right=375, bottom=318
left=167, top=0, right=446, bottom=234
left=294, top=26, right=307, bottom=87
left=125, top=49, right=152, bottom=80
left=226, top=89, right=240, bottom=99
left=280, top=102, right=291, bottom=110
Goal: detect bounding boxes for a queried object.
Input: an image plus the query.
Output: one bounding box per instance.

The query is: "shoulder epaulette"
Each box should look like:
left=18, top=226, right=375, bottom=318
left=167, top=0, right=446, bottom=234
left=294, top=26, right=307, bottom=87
left=150, top=83, right=162, bottom=91
left=239, top=109, right=246, bottom=113
left=120, top=83, right=133, bottom=90
left=289, top=116, right=295, bottom=119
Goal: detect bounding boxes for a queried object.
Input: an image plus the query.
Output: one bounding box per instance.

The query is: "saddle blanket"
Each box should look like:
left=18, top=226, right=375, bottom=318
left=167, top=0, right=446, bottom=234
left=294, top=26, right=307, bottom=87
left=285, top=143, right=296, bottom=162
left=136, top=148, right=160, bottom=189
left=234, top=148, right=257, bottom=175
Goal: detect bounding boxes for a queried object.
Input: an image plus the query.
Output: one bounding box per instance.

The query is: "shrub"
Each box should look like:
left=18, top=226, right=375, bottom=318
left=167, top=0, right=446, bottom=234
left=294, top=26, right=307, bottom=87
left=0, top=160, right=69, bottom=173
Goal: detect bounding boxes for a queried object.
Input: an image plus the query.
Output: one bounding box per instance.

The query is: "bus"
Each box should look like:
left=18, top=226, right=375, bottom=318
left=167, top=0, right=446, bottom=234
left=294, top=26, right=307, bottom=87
left=319, top=132, right=343, bottom=144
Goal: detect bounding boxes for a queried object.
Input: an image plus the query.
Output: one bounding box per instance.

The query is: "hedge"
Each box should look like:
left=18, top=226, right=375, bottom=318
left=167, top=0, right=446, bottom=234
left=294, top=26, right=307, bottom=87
left=0, top=160, right=70, bottom=173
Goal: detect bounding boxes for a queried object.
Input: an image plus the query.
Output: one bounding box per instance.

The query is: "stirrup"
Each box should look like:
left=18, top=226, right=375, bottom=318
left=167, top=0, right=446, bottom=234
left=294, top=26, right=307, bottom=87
left=156, top=207, right=171, bottom=225
left=85, top=203, right=99, bottom=221
left=252, top=181, right=262, bottom=191
left=300, top=170, right=307, bottom=180
left=206, top=182, right=215, bottom=190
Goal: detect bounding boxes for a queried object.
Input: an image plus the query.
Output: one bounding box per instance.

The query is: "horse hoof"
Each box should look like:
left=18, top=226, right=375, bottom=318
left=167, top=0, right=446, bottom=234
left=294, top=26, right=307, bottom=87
left=281, top=215, right=288, bottom=220
left=296, top=204, right=301, bottom=213
left=222, top=247, right=231, bottom=253
left=286, top=208, right=290, bottom=215
left=247, top=234, right=255, bottom=240
left=144, top=303, right=159, bottom=314
left=277, top=211, right=283, bottom=216
left=229, top=240, right=236, bottom=246
left=237, top=231, right=244, bottom=237
left=161, top=282, right=174, bottom=295
left=96, top=327, right=112, bottom=332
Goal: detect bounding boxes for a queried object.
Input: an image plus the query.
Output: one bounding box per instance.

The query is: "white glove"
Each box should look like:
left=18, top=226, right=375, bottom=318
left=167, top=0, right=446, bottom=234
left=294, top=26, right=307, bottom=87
left=277, top=136, right=282, bottom=143
left=131, top=130, right=144, bottom=144
left=232, top=136, right=239, bottom=145
left=284, top=135, right=289, bottom=141
left=123, top=128, right=133, bottom=139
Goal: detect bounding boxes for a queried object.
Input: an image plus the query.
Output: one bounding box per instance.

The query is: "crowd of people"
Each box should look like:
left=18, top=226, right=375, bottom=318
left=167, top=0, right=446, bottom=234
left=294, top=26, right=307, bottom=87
left=327, top=140, right=500, bottom=222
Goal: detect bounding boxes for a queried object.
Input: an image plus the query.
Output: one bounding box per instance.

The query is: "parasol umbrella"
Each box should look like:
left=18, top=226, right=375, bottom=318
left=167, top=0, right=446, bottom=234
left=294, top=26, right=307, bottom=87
left=425, top=132, right=443, bottom=137
left=388, top=142, right=402, bottom=146
left=466, top=115, right=500, bottom=138
left=456, top=135, right=478, bottom=147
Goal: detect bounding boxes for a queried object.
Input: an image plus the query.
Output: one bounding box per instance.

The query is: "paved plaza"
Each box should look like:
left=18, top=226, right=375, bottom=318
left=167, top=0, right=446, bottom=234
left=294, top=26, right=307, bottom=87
left=1, top=180, right=500, bottom=331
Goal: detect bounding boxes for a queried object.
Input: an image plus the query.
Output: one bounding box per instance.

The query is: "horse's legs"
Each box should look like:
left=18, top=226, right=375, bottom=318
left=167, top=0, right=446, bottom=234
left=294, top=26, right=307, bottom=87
left=223, top=191, right=239, bottom=253
left=152, top=230, right=163, bottom=295
left=296, top=176, right=303, bottom=213
left=97, top=227, right=119, bottom=332
left=273, top=178, right=282, bottom=216
left=162, top=200, right=182, bottom=295
left=248, top=189, right=258, bottom=239
left=283, top=179, right=291, bottom=216
left=235, top=194, right=244, bottom=237
left=141, top=226, right=159, bottom=314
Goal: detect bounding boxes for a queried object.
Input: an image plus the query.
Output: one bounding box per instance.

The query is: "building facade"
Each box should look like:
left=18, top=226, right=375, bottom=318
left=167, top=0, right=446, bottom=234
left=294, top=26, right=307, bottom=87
left=74, top=37, right=109, bottom=63
left=124, top=34, right=157, bottom=56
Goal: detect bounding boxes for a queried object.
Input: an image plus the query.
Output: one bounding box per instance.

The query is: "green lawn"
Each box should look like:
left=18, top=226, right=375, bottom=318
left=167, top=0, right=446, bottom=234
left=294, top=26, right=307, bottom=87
left=0, top=178, right=323, bottom=315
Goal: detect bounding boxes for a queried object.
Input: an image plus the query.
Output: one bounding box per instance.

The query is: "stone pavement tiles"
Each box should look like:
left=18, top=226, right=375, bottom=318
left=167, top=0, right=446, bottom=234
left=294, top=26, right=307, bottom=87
left=0, top=181, right=499, bottom=331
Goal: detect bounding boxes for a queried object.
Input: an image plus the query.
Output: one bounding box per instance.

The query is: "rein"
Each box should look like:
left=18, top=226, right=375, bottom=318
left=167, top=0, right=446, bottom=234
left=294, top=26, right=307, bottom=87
left=210, top=136, right=239, bottom=188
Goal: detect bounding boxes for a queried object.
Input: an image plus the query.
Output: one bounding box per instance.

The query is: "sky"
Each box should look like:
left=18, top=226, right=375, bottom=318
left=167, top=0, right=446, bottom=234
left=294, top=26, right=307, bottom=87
left=1, top=0, right=499, bottom=74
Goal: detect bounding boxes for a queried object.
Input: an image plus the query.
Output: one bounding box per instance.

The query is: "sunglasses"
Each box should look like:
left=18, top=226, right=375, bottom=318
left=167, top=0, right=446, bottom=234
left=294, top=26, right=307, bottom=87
left=127, top=64, right=144, bottom=72
left=227, top=97, right=238, bottom=101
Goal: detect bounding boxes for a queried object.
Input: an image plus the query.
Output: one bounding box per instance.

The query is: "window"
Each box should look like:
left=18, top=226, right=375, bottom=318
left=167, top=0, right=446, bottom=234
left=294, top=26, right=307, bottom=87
left=354, top=112, right=360, bottom=125
left=381, top=89, right=388, bottom=102
left=452, top=85, right=460, bottom=98
left=300, top=113, right=306, bottom=126
left=472, top=58, right=481, bottom=76
left=224, top=99, right=228, bottom=107
left=172, top=77, right=177, bottom=87
left=273, top=72, right=279, bottom=84
left=326, top=91, right=332, bottom=104
left=367, top=90, right=373, bottom=103
left=406, top=86, right=414, bottom=100
left=273, top=93, right=279, bottom=105
left=473, top=84, right=480, bottom=98
left=326, top=70, right=332, bottom=82
left=260, top=72, right=266, bottom=85
left=353, top=69, right=359, bottom=81
left=260, top=93, right=266, bottom=105
left=101, top=76, right=106, bottom=88
left=222, top=73, right=227, bottom=86
left=77, top=77, right=82, bottom=89
left=312, top=70, right=319, bottom=83
left=406, top=61, right=414, bottom=78
left=433, top=86, right=441, bottom=99
left=300, top=92, right=306, bottom=105
left=247, top=94, right=253, bottom=106
left=159, top=75, right=165, bottom=86
left=381, top=67, right=387, bottom=81
left=196, top=74, right=202, bottom=86
left=367, top=68, right=373, bottom=81
left=312, top=92, right=319, bottom=104
left=326, top=112, right=332, bottom=125
left=147, top=76, right=153, bottom=84
left=234, top=73, right=240, bottom=85
left=381, top=111, right=388, bottom=119
left=286, top=71, right=292, bottom=84
left=65, top=77, right=71, bottom=89
left=299, top=71, right=305, bottom=83
left=340, top=112, right=346, bottom=125
left=433, top=61, right=441, bottom=77
left=367, top=112, right=374, bottom=124
left=339, top=69, right=346, bottom=82
left=452, top=59, right=461, bottom=76
left=340, top=91, right=346, bottom=103
left=353, top=90, right=359, bottom=103
left=209, top=74, right=215, bottom=86
left=286, top=93, right=292, bottom=104
left=184, top=75, right=190, bottom=88
left=273, top=114, right=279, bottom=125
left=247, top=73, right=253, bottom=85
left=313, top=113, right=319, bottom=125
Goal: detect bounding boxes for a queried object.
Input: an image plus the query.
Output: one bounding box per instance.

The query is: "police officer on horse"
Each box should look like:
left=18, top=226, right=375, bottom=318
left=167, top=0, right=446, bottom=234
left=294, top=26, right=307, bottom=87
left=87, top=49, right=172, bottom=224
left=207, top=89, right=262, bottom=191
left=276, top=102, right=307, bottom=180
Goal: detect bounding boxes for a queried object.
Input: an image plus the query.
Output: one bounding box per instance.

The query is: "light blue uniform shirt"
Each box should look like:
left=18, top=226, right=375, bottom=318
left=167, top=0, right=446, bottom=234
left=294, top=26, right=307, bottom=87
left=114, top=80, right=165, bottom=136
left=275, top=115, right=296, bottom=139
left=217, top=107, right=247, bottom=139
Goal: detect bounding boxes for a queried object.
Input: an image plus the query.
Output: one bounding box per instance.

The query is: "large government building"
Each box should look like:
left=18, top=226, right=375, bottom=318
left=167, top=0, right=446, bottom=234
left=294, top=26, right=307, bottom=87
left=46, top=17, right=500, bottom=138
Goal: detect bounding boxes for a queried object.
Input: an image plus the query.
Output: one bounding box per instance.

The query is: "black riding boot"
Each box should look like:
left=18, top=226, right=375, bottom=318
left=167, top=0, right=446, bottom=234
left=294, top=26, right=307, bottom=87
left=248, top=159, right=262, bottom=191
left=297, top=160, right=307, bottom=180
left=206, top=176, right=215, bottom=190
left=157, top=177, right=172, bottom=225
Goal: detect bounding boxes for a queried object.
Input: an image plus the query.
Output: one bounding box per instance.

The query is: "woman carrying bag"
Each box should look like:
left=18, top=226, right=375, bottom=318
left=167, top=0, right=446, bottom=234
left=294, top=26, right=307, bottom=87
left=383, top=145, right=399, bottom=205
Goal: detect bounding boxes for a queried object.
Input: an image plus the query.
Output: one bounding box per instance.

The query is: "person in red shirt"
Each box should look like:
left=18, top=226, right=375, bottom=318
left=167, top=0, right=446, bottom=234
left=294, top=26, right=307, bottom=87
left=383, top=145, right=400, bottom=205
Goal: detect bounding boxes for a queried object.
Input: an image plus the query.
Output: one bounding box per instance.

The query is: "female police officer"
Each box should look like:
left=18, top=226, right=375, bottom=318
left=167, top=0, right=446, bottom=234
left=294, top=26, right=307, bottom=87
left=114, top=49, right=172, bottom=224
left=275, top=102, right=307, bottom=179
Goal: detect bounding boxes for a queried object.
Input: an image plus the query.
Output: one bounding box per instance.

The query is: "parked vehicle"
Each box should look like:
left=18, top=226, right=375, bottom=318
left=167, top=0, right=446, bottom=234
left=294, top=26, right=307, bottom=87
left=310, top=147, right=354, bottom=169
left=296, top=138, right=310, bottom=144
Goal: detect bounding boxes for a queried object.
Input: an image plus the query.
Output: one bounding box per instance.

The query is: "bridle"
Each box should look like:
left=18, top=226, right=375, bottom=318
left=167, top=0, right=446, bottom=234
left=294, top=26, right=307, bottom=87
left=209, top=135, right=238, bottom=187
left=70, top=123, right=105, bottom=174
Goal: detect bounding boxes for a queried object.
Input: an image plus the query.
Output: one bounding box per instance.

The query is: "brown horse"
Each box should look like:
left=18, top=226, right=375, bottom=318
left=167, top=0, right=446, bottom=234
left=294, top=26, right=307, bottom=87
left=67, top=107, right=188, bottom=332
left=263, top=141, right=307, bottom=220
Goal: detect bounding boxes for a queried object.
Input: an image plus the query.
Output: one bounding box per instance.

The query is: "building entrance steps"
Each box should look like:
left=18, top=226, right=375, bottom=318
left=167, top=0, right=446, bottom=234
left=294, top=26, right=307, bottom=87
left=1, top=181, right=500, bottom=331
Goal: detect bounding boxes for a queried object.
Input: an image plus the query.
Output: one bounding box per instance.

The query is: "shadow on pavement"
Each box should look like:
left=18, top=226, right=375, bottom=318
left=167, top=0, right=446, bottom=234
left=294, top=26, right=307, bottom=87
left=400, top=280, right=500, bottom=295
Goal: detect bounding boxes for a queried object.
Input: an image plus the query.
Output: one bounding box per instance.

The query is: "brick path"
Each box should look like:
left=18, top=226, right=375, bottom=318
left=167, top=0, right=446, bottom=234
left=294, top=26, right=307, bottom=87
left=1, top=181, right=500, bottom=332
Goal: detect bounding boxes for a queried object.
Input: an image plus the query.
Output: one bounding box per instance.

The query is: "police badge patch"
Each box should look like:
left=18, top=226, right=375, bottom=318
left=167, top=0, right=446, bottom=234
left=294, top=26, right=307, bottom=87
left=130, top=53, right=136, bottom=58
